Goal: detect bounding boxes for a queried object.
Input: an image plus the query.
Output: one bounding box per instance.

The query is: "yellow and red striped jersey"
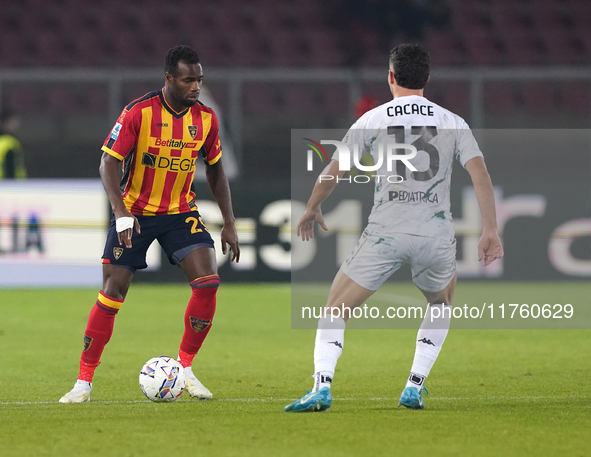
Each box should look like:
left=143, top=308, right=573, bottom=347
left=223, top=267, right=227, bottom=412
left=101, top=89, right=222, bottom=216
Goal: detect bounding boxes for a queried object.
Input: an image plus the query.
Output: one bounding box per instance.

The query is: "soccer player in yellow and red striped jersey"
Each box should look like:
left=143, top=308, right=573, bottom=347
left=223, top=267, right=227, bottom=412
left=59, top=45, right=240, bottom=403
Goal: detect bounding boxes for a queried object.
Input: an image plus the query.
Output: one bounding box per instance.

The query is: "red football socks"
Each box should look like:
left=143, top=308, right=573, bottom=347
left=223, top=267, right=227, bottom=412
left=178, top=275, right=220, bottom=368
left=78, top=291, right=123, bottom=382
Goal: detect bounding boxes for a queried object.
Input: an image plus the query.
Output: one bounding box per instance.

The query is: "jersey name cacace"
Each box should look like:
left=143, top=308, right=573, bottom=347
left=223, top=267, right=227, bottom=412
left=387, top=104, right=434, bottom=117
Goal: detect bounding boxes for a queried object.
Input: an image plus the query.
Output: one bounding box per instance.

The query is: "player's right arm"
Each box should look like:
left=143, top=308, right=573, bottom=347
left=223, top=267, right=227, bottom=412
left=99, top=152, right=140, bottom=249
left=100, top=107, right=142, bottom=248
left=297, top=159, right=346, bottom=241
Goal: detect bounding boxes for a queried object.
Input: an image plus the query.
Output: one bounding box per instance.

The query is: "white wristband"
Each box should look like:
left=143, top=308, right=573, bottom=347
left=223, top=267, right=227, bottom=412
left=116, top=217, right=134, bottom=233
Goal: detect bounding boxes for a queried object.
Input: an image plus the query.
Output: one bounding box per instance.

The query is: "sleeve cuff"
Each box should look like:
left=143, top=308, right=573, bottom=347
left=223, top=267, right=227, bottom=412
left=207, top=151, right=222, bottom=165
left=101, top=145, right=125, bottom=161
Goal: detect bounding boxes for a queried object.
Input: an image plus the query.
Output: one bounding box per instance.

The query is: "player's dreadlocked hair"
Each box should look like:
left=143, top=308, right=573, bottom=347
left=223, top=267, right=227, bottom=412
left=165, top=45, right=200, bottom=75
left=389, top=44, right=431, bottom=90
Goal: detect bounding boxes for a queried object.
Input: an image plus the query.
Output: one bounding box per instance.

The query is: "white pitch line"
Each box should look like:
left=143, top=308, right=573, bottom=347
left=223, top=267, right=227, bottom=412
left=0, top=395, right=585, bottom=406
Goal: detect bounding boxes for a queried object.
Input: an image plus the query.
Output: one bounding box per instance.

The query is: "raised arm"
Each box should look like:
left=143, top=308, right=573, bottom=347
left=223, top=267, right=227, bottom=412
left=99, top=152, right=140, bottom=248
left=205, top=159, right=240, bottom=262
left=464, top=156, right=503, bottom=266
left=297, top=159, right=347, bottom=241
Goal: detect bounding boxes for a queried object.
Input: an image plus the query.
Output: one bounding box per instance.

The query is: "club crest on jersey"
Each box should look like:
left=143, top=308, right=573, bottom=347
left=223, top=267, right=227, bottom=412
left=83, top=335, right=93, bottom=352
left=190, top=317, right=211, bottom=332
left=113, top=247, right=123, bottom=260
left=188, top=125, right=198, bottom=139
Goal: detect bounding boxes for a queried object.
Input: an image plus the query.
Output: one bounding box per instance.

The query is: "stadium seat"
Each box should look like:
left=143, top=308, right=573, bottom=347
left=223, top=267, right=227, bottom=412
left=499, top=30, right=541, bottom=65
left=227, top=31, right=267, bottom=67
left=489, top=3, right=526, bottom=35
left=460, top=28, right=503, bottom=66
left=136, top=3, right=178, bottom=33
left=93, top=3, right=136, bottom=41
left=264, top=30, right=307, bottom=67
left=424, top=31, right=464, bottom=66
left=530, top=4, right=566, bottom=34
left=304, top=30, right=343, bottom=67
left=248, top=6, right=285, bottom=31
left=109, top=30, right=149, bottom=67
left=191, top=30, right=229, bottom=67
left=18, top=4, right=53, bottom=32
left=33, top=30, right=68, bottom=66
left=576, top=29, right=591, bottom=61
left=540, top=30, right=580, bottom=65
left=568, top=0, right=591, bottom=21
left=70, top=30, right=110, bottom=67
left=211, top=4, right=247, bottom=31
left=0, top=31, right=29, bottom=67
left=177, top=2, right=212, bottom=32
left=452, top=0, right=481, bottom=29
left=291, top=2, right=326, bottom=29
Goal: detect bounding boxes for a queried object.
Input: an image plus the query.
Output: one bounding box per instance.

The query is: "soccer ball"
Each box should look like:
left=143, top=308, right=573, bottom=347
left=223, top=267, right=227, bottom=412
left=139, top=356, right=186, bottom=402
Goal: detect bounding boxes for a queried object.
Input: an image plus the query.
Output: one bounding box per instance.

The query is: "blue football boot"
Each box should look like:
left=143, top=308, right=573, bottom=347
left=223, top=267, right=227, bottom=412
left=284, top=386, right=332, bottom=412
left=398, top=386, right=428, bottom=409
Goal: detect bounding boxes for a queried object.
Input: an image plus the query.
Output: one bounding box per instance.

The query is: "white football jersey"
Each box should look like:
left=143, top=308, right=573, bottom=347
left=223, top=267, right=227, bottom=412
left=337, top=94, right=483, bottom=240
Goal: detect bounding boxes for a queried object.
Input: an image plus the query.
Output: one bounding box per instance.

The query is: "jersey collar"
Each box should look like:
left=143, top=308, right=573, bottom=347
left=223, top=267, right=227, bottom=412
left=393, top=94, right=427, bottom=101
left=160, top=89, right=190, bottom=118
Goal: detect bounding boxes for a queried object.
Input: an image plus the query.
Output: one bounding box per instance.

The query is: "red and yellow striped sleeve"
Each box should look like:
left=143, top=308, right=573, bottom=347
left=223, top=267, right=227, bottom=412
left=101, top=107, right=141, bottom=161
left=200, top=110, right=222, bottom=165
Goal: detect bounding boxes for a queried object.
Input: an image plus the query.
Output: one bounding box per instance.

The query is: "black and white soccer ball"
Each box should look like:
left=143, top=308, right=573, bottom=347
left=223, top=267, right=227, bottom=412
left=139, top=356, right=186, bottom=402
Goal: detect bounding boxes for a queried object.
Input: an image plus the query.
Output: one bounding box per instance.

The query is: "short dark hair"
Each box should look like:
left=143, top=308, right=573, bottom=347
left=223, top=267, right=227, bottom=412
left=389, top=44, right=431, bottom=90
left=164, top=45, right=200, bottom=74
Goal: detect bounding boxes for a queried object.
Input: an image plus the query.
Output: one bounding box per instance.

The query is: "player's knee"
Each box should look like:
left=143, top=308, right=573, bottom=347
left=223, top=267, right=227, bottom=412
left=102, top=267, right=133, bottom=299
left=430, top=297, right=452, bottom=307
left=100, top=283, right=128, bottom=301
left=96, top=291, right=124, bottom=314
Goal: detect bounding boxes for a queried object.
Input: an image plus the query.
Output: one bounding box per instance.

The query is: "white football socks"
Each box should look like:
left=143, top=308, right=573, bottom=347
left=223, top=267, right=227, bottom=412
left=405, top=303, right=451, bottom=391
left=312, top=315, right=346, bottom=392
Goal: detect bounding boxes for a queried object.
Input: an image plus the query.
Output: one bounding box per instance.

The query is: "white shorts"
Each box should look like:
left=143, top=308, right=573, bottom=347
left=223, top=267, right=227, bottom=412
left=340, top=229, right=457, bottom=292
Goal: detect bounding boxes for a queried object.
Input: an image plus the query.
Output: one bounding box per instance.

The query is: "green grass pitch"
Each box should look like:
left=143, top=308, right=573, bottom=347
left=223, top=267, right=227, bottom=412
left=0, top=282, right=589, bottom=457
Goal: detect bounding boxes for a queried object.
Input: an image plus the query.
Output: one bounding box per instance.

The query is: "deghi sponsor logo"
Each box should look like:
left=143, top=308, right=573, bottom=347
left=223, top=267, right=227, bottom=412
left=142, top=153, right=197, bottom=172
left=154, top=138, right=197, bottom=149
left=389, top=190, right=439, bottom=203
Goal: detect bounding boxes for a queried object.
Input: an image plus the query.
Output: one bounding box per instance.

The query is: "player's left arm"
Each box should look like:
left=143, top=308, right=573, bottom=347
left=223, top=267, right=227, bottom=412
left=205, top=159, right=239, bottom=262
left=201, top=110, right=239, bottom=262
left=465, top=156, right=504, bottom=266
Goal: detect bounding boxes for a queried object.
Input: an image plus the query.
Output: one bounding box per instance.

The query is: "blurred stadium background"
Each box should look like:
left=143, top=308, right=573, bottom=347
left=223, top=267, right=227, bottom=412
left=0, top=0, right=590, bottom=285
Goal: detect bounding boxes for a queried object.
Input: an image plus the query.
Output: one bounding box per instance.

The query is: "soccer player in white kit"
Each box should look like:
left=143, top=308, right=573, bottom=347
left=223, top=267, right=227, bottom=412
left=285, top=44, right=503, bottom=412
